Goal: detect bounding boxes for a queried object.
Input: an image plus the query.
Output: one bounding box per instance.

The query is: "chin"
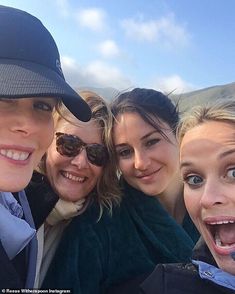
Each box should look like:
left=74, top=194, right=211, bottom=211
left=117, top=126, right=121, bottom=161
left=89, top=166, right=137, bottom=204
left=60, top=193, right=84, bottom=202
left=216, top=256, right=235, bottom=275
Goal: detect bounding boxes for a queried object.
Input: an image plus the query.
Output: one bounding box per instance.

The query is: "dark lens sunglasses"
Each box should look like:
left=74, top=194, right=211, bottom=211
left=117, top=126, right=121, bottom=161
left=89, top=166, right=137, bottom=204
left=55, top=132, right=109, bottom=167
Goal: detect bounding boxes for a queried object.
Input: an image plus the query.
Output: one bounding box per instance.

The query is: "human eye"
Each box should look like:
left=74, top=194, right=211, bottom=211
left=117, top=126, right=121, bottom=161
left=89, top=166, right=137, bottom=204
left=33, top=100, right=54, bottom=112
left=0, top=98, right=15, bottom=111
left=0, top=98, right=14, bottom=105
left=145, top=138, right=160, bottom=147
left=116, top=147, right=132, bottom=159
left=226, top=167, right=235, bottom=180
left=182, top=173, right=204, bottom=188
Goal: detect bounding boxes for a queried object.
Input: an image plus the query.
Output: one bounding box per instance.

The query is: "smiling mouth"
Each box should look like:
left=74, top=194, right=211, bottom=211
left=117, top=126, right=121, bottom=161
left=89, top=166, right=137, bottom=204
left=137, top=168, right=162, bottom=179
left=0, top=149, right=30, bottom=161
left=61, top=171, right=87, bottom=183
left=206, top=220, right=235, bottom=250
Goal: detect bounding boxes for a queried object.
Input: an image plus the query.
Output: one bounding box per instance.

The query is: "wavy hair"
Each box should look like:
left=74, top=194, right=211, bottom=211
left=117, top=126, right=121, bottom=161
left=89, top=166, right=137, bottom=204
left=177, top=98, right=235, bottom=145
left=39, top=91, right=121, bottom=217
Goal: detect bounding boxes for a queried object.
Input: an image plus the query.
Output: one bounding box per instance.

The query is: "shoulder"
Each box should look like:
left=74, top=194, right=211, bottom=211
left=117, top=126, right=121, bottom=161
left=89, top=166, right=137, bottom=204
left=140, top=263, right=226, bottom=294
left=0, top=241, right=23, bottom=287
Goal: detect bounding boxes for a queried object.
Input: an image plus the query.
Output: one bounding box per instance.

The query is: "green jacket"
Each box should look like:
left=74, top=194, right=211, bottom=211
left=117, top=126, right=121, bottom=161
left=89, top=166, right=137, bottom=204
left=43, top=182, right=196, bottom=293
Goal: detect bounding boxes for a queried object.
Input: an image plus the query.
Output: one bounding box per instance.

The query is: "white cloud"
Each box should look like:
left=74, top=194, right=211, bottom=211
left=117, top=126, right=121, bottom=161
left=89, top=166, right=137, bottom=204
left=121, top=13, right=190, bottom=47
left=61, top=56, right=88, bottom=86
left=98, top=40, right=120, bottom=58
left=61, top=56, right=132, bottom=90
left=55, top=0, right=70, bottom=18
left=86, top=61, right=132, bottom=89
left=151, top=75, right=195, bottom=94
left=75, top=8, right=106, bottom=31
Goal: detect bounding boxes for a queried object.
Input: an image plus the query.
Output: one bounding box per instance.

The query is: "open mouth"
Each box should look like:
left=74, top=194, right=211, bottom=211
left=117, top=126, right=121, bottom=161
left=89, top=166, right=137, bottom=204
left=206, top=219, right=235, bottom=250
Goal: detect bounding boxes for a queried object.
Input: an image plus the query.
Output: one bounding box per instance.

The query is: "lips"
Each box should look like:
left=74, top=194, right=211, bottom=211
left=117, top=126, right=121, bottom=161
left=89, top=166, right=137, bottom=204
left=136, top=167, right=162, bottom=179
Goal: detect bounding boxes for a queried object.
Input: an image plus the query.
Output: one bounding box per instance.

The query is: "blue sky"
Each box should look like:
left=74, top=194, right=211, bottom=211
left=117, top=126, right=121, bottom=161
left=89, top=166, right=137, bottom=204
left=2, top=0, right=235, bottom=94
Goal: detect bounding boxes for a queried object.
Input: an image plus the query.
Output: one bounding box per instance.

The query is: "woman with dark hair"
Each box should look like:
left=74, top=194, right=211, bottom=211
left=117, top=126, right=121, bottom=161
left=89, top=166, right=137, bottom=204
left=43, top=88, right=198, bottom=293
left=112, top=88, right=199, bottom=242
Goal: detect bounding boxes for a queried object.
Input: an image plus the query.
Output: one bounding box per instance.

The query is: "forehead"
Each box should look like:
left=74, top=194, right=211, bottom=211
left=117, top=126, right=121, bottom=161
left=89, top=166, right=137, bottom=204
left=114, top=112, right=154, bottom=139
left=56, top=118, right=102, bottom=142
left=115, top=111, right=169, bottom=129
left=180, top=121, right=235, bottom=158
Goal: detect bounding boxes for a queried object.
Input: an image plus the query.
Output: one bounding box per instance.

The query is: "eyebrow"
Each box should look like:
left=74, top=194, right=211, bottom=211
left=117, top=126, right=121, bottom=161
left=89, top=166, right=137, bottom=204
left=115, top=130, right=158, bottom=148
left=219, top=148, right=235, bottom=159
left=180, top=147, right=235, bottom=169
left=180, top=161, right=192, bottom=169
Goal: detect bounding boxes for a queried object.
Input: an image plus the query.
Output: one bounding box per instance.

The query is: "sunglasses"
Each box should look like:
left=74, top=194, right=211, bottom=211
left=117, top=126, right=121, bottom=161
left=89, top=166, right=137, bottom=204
left=55, top=132, right=109, bottom=167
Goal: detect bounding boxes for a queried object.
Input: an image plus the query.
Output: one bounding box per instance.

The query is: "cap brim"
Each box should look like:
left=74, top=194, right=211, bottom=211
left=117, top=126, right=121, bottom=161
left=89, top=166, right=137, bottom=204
left=0, top=60, right=91, bottom=122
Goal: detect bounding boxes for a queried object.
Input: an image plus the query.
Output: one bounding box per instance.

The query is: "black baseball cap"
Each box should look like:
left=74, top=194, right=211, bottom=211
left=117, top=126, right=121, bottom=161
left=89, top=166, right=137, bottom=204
left=0, top=5, right=91, bottom=122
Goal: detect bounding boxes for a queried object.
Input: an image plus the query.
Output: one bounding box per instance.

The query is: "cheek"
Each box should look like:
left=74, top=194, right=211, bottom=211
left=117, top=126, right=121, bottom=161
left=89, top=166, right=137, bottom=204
left=165, top=144, right=179, bottom=164
left=93, top=166, right=103, bottom=181
left=40, top=120, right=54, bottom=150
left=118, top=159, right=131, bottom=175
left=45, top=145, right=62, bottom=177
left=184, top=189, right=200, bottom=222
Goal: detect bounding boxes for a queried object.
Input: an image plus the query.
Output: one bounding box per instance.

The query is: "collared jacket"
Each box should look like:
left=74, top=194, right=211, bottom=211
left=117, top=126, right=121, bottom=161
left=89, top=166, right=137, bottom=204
left=140, top=239, right=234, bottom=294
left=0, top=173, right=58, bottom=289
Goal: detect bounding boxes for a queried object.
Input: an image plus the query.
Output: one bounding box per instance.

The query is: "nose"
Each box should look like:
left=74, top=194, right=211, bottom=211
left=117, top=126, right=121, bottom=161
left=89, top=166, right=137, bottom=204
left=134, top=149, right=151, bottom=171
left=71, top=148, right=89, bottom=169
left=11, top=109, right=41, bottom=136
left=200, top=179, right=227, bottom=209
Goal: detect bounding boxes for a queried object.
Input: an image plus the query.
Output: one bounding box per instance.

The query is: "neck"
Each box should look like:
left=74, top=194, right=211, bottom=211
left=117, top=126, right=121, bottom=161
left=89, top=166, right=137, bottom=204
left=157, top=173, right=186, bottom=224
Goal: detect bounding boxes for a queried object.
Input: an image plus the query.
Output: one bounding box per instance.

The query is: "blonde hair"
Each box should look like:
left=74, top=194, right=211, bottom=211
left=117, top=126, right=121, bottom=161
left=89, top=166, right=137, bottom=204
left=40, top=91, right=121, bottom=217
left=177, top=99, right=235, bottom=144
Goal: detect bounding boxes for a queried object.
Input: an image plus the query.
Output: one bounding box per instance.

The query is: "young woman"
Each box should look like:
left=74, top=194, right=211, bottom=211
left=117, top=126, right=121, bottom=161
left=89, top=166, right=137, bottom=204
left=111, top=88, right=199, bottom=243
left=141, top=99, right=235, bottom=294
left=0, top=5, right=90, bottom=288
left=42, top=89, right=196, bottom=293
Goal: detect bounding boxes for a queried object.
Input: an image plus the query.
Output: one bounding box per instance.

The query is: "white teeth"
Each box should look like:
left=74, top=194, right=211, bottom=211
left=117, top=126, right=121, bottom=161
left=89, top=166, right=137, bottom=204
left=210, top=220, right=234, bottom=225
left=0, top=149, right=29, bottom=161
left=214, top=231, right=235, bottom=249
left=63, top=172, right=85, bottom=183
left=215, top=231, right=222, bottom=246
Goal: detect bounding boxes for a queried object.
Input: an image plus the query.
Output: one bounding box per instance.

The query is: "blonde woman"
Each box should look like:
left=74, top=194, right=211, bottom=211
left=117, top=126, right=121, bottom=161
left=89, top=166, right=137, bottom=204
left=141, top=99, right=235, bottom=294
left=26, top=91, right=120, bottom=287
left=0, top=5, right=90, bottom=289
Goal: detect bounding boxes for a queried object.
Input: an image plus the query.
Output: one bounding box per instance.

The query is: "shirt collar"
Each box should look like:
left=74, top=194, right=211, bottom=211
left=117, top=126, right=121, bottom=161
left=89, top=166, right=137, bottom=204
left=192, top=260, right=235, bottom=291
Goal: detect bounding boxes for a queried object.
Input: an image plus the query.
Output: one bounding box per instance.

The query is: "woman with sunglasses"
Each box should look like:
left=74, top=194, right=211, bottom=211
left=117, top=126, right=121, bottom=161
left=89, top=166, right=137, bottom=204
left=41, top=90, right=197, bottom=293
left=0, top=5, right=90, bottom=289
left=26, top=91, right=120, bottom=288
